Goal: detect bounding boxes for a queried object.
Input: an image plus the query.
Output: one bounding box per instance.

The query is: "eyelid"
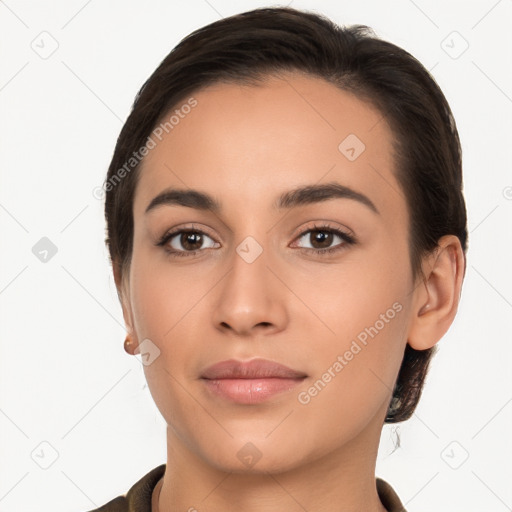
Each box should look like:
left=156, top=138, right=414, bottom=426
left=289, top=220, right=355, bottom=241
left=156, top=220, right=357, bottom=256
left=159, top=223, right=217, bottom=241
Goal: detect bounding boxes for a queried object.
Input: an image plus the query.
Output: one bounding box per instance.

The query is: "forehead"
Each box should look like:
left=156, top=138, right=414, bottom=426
left=134, top=72, right=401, bottom=217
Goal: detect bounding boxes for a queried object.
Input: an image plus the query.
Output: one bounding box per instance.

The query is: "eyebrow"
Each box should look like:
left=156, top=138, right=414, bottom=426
left=145, top=182, right=379, bottom=215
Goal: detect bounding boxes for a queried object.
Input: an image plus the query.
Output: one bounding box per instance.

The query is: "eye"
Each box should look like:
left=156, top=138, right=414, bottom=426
left=291, top=223, right=356, bottom=255
left=156, top=226, right=219, bottom=257
left=155, top=222, right=356, bottom=259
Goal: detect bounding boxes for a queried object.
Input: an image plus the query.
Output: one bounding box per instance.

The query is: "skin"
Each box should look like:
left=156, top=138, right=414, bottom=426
left=115, top=71, right=465, bottom=512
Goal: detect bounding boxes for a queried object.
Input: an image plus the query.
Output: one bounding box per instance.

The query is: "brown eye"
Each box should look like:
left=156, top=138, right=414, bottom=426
left=307, top=230, right=334, bottom=249
left=294, top=226, right=354, bottom=253
left=178, top=232, right=204, bottom=251
left=157, top=228, right=219, bottom=257
left=168, top=230, right=217, bottom=252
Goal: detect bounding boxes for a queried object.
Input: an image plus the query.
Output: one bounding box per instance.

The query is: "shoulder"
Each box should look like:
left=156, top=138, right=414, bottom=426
left=376, top=477, right=407, bottom=512
left=83, top=464, right=166, bottom=512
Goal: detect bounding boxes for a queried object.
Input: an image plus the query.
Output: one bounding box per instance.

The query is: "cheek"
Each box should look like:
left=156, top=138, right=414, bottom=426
left=129, top=243, right=204, bottom=338
left=289, top=243, right=411, bottom=415
left=128, top=255, right=204, bottom=428
left=289, top=235, right=410, bottom=342
left=128, top=247, right=215, bottom=384
left=293, top=296, right=409, bottom=447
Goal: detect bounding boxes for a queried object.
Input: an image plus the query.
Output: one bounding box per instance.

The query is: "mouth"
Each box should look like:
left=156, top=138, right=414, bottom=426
left=200, top=358, right=308, bottom=405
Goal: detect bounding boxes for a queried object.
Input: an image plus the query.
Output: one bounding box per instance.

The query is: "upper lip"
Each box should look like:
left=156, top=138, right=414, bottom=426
left=201, top=358, right=307, bottom=380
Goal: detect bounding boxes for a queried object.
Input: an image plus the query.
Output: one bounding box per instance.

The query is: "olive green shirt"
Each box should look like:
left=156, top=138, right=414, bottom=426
left=85, top=464, right=407, bottom=511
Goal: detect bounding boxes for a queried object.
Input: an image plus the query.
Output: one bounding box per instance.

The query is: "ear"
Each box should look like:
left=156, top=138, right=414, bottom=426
left=113, top=260, right=140, bottom=354
left=407, top=235, right=466, bottom=350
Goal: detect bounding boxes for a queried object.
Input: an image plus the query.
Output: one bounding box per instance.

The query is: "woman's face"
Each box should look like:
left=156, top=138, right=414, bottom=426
left=122, top=72, right=422, bottom=473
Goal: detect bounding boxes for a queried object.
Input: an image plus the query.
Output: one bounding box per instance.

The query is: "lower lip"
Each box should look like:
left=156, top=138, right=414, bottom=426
left=202, top=377, right=305, bottom=404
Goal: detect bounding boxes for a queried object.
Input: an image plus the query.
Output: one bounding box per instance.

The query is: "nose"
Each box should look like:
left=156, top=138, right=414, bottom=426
left=212, top=241, right=288, bottom=337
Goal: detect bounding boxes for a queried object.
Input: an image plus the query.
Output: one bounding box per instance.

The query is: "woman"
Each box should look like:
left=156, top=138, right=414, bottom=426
left=91, top=6, right=467, bottom=511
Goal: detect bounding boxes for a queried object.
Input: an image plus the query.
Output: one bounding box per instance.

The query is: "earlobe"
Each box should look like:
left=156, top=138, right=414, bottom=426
left=407, top=235, right=465, bottom=351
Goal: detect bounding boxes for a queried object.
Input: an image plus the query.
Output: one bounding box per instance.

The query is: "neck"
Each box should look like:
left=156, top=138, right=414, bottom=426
left=157, top=417, right=388, bottom=512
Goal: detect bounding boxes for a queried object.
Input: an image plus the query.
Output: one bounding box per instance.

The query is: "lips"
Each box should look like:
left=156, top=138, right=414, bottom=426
left=201, top=358, right=307, bottom=379
left=200, top=358, right=307, bottom=404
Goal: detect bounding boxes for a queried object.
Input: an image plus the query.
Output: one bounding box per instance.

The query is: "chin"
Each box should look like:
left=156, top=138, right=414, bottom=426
left=191, top=432, right=314, bottom=475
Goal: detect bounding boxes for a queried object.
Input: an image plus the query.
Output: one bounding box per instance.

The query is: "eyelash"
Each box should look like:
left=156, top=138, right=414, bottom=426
left=156, top=223, right=357, bottom=259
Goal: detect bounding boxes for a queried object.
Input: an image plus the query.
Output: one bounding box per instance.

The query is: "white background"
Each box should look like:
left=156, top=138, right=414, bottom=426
left=1, top=1, right=511, bottom=511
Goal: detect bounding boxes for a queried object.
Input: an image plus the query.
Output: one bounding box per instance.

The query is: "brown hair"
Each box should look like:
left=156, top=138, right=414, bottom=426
left=103, top=6, right=468, bottom=423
